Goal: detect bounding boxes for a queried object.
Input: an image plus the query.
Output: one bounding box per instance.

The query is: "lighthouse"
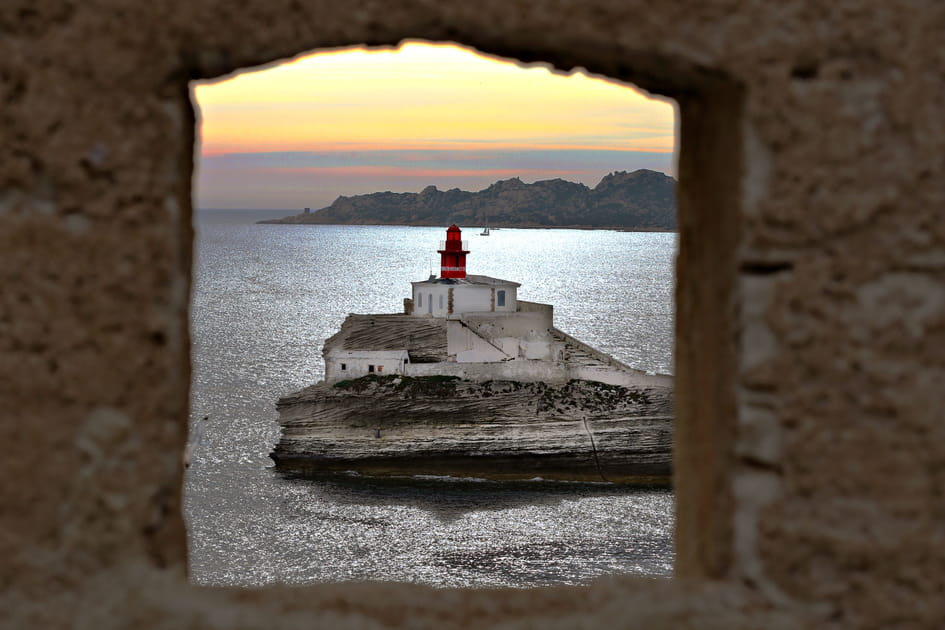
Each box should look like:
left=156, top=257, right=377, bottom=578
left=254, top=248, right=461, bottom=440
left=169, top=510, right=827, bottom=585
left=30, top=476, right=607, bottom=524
left=314, top=223, right=664, bottom=405
left=409, top=226, right=519, bottom=318
left=437, top=224, right=469, bottom=279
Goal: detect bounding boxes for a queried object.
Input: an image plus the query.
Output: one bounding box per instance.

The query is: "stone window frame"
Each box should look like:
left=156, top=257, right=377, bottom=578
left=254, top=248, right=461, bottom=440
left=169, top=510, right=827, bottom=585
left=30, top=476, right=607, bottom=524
left=2, top=36, right=749, bottom=625
left=14, top=0, right=943, bottom=617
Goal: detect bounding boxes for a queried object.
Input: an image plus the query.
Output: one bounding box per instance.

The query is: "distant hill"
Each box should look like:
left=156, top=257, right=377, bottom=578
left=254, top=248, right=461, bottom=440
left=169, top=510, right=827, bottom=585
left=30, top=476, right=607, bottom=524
left=258, top=169, right=676, bottom=230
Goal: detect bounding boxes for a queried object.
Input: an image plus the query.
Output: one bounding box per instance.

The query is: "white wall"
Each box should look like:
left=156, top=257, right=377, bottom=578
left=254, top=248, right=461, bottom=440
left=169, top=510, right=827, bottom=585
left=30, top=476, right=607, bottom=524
left=446, top=320, right=508, bottom=362
left=462, top=310, right=552, bottom=338
left=411, top=282, right=519, bottom=318
left=451, top=285, right=491, bottom=316
left=402, top=358, right=670, bottom=387
left=516, top=299, right=551, bottom=317
left=521, top=330, right=556, bottom=361
left=406, top=358, right=571, bottom=384
left=411, top=283, right=452, bottom=317
left=324, top=349, right=409, bottom=382
left=456, top=311, right=557, bottom=361
left=568, top=365, right=672, bottom=388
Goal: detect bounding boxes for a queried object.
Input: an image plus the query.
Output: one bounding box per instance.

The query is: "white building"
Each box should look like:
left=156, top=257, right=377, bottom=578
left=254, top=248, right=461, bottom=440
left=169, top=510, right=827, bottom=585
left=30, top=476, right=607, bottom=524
left=410, top=274, right=519, bottom=319
left=322, top=315, right=446, bottom=381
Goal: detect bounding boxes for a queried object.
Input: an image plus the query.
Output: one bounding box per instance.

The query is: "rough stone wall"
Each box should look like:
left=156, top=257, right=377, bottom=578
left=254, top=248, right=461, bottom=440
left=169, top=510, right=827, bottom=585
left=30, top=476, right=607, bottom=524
left=2, top=1, right=943, bottom=628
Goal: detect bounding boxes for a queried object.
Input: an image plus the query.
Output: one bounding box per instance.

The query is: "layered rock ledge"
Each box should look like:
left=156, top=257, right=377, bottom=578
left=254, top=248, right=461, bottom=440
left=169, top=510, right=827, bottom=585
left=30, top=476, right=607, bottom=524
left=270, top=375, right=674, bottom=484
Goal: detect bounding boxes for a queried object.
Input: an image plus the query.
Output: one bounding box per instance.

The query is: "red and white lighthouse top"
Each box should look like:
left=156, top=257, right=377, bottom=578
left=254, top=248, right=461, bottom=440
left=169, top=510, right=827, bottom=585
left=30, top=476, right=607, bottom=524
left=437, top=224, right=470, bottom=279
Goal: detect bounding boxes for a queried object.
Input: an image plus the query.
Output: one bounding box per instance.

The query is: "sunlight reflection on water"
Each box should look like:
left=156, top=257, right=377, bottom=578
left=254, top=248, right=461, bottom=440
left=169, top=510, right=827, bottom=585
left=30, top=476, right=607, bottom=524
left=186, top=210, right=676, bottom=587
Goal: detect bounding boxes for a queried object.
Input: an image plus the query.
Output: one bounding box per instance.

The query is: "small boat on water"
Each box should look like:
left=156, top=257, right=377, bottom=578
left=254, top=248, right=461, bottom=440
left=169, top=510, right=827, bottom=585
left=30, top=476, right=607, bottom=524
left=480, top=226, right=490, bottom=236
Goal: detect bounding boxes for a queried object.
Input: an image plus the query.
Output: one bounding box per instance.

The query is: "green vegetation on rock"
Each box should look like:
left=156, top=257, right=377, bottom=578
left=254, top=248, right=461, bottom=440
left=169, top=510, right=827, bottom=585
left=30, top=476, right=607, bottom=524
left=333, top=374, right=461, bottom=397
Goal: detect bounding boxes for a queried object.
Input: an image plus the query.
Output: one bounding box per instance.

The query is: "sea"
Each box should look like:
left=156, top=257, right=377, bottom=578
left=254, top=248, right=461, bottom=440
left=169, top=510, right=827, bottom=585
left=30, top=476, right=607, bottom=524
left=186, top=208, right=677, bottom=587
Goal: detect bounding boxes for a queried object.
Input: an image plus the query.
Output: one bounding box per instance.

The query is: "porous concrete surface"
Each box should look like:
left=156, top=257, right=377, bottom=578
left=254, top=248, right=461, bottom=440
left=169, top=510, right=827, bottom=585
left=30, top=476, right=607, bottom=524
left=2, top=1, right=944, bottom=627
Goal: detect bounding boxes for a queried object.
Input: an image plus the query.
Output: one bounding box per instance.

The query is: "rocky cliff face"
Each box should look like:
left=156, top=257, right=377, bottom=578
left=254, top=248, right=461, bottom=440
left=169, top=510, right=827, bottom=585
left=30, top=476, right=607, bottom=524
left=270, top=375, right=674, bottom=484
left=259, top=169, right=676, bottom=230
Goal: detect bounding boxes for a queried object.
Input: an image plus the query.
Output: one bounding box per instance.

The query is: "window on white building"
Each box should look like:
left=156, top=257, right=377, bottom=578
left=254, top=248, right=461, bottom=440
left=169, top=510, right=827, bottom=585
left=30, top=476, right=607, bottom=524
left=417, top=293, right=422, bottom=307
left=439, top=294, right=443, bottom=310
left=341, top=363, right=346, bottom=370
left=368, top=365, right=375, bottom=373
left=497, top=290, right=506, bottom=307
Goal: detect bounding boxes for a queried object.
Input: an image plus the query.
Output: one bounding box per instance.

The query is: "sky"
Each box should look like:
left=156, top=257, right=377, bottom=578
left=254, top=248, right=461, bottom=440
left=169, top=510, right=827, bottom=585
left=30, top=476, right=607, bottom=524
left=192, top=41, right=676, bottom=210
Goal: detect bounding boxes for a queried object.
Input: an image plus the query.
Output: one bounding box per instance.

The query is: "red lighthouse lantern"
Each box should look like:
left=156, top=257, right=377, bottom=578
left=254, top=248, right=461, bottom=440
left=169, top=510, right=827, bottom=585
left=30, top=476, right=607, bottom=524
left=438, top=225, right=469, bottom=279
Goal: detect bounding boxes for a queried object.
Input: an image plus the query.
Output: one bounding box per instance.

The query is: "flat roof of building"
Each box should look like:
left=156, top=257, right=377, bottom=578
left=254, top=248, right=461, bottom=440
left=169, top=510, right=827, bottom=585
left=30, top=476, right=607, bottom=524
left=411, top=274, right=521, bottom=288
left=323, top=314, right=447, bottom=363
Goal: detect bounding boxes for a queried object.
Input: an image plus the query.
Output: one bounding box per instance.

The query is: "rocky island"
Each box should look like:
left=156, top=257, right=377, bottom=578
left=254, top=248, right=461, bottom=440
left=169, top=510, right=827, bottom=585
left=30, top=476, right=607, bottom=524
left=258, top=169, right=676, bottom=231
left=269, top=225, right=674, bottom=483
left=272, top=376, right=672, bottom=483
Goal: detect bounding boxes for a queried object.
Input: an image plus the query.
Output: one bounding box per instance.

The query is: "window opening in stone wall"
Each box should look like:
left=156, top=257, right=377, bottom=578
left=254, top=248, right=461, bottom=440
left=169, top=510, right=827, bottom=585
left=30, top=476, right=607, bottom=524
left=187, top=41, right=677, bottom=588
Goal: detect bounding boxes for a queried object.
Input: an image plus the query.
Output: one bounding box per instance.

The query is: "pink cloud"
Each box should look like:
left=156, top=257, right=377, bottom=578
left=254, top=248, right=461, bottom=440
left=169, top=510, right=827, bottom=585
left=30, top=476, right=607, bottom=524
left=260, top=166, right=593, bottom=178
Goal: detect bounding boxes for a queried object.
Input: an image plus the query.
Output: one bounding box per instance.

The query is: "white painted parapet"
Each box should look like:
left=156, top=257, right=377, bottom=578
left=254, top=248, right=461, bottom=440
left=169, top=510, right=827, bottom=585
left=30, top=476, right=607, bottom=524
left=406, top=358, right=570, bottom=384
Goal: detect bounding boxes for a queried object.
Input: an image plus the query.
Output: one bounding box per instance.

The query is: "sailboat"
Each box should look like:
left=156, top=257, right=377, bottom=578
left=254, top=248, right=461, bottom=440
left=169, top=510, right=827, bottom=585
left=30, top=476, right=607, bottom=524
left=480, top=225, right=490, bottom=236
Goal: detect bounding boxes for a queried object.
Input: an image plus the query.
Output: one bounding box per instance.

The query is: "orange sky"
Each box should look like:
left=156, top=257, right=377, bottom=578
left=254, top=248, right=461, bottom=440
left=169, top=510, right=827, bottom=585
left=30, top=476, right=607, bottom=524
left=192, top=41, right=676, bottom=209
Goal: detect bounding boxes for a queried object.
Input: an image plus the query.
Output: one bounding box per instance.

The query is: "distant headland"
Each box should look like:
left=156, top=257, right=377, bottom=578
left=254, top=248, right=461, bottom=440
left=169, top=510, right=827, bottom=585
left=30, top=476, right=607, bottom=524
left=257, top=169, right=676, bottom=230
